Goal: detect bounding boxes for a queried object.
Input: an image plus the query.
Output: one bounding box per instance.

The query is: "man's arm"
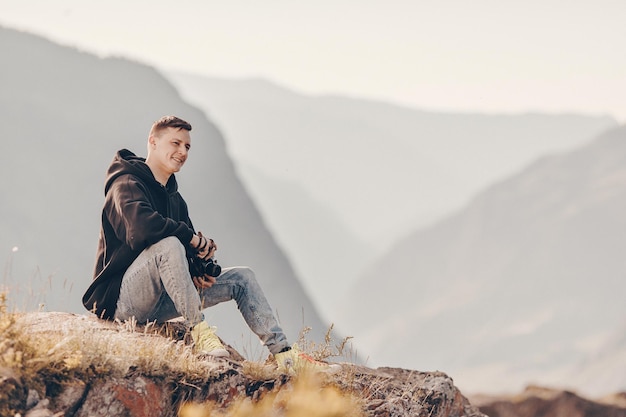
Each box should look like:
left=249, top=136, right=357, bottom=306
left=105, top=175, right=194, bottom=251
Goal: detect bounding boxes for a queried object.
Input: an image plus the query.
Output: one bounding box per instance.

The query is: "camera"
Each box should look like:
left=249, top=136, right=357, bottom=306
left=189, top=257, right=222, bottom=278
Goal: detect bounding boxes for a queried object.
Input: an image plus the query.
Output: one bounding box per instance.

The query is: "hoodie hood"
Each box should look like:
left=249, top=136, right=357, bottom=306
left=105, top=149, right=178, bottom=194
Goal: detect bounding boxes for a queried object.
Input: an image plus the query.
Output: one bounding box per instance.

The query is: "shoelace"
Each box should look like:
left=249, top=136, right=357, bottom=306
left=197, top=329, right=222, bottom=350
left=297, top=352, right=323, bottom=365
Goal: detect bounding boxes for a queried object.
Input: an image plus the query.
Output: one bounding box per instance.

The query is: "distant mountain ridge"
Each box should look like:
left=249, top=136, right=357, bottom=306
left=165, top=70, right=617, bottom=316
left=165, top=72, right=616, bottom=243
left=340, top=126, right=626, bottom=396
left=0, top=26, right=329, bottom=348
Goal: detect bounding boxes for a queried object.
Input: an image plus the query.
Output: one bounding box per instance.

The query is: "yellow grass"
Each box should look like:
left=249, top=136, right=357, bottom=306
left=179, top=373, right=364, bottom=417
left=0, top=291, right=364, bottom=417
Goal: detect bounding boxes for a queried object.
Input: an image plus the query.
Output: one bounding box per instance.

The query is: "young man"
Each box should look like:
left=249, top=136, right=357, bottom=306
left=82, top=115, right=336, bottom=374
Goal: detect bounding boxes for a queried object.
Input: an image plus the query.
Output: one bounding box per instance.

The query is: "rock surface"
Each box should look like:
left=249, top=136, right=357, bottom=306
left=1, top=312, right=484, bottom=417
left=471, top=385, right=626, bottom=417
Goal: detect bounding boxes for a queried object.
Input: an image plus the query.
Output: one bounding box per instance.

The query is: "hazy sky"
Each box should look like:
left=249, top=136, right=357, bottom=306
left=2, top=0, right=625, bottom=121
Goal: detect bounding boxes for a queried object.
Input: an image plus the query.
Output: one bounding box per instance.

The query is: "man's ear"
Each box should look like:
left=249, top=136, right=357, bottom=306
left=148, top=135, right=157, bottom=148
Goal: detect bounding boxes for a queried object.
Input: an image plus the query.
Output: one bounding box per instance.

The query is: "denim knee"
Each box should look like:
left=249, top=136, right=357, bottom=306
left=154, top=236, right=186, bottom=258
left=234, top=267, right=255, bottom=284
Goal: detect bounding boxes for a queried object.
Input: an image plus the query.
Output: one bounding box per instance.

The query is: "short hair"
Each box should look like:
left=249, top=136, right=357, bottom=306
left=150, top=115, right=192, bottom=136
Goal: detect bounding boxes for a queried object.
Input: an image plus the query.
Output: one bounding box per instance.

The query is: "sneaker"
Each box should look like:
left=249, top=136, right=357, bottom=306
left=190, top=321, right=229, bottom=357
left=274, top=343, right=341, bottom=375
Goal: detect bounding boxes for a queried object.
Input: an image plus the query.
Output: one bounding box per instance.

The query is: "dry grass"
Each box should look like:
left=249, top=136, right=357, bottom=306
left=179, top=373, right=365, bottom=417
left=240, top=323, right=355, bottom=381
left=295, top=323, right=354, bottom=362
left=0, top=291, right=365, bottom=416
left=9, top=312, right=224, bottom=382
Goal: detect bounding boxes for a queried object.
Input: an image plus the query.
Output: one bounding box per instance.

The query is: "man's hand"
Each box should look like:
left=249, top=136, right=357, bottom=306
left=191, top=232, right=217, bottom=260
left=193, top=275, right=216, bottom=289
left=190, top=232, right=219, bottom=289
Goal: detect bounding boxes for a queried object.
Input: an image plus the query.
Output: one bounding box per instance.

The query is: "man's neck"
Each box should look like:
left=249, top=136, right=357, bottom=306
left=145, top=159, right=170, bottom=186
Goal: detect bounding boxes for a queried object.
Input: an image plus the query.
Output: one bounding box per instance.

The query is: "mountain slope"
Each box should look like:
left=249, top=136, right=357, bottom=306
left=165, top=72, right=616, bottom=245
left=164, top=71, right=616, bottom=318
left=235, top=161, right=373, bottom=321
left=339, top=126, right=626, bottom=395
left=0, top=26, right=329, bottom=348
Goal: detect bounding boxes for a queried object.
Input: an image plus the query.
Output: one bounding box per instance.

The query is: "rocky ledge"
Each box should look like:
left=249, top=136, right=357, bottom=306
left=0, top=312, right=485, bottom=417
left=471, top=385, right=626, bottom=417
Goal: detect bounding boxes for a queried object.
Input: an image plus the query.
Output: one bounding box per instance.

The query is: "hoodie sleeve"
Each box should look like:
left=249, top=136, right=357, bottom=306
left=105, top=174, right=194, bottom=251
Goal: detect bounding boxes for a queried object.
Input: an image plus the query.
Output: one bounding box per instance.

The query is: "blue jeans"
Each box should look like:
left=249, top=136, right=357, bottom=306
left=114, top=236, right=289, bottom=355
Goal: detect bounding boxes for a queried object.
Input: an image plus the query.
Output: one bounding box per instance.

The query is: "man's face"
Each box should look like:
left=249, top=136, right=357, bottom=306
left=150, top=127, right=191, bottom=176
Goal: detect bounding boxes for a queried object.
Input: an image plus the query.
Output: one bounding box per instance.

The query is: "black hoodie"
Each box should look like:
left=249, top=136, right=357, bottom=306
left=82, top=149, right=195, bottom=319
